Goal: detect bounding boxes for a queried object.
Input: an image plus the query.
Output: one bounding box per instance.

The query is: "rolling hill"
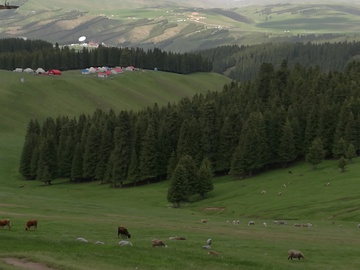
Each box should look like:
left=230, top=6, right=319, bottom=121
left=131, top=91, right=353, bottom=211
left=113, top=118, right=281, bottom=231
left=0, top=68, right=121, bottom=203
left=1, top=68, right=360, bottom=270
left=1, top=1, right=360, bottom=52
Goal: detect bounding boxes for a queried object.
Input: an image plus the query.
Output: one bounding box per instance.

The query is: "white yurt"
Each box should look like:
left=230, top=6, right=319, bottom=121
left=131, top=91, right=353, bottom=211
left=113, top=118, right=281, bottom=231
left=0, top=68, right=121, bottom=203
left=23, top=68, right=34, bottom=73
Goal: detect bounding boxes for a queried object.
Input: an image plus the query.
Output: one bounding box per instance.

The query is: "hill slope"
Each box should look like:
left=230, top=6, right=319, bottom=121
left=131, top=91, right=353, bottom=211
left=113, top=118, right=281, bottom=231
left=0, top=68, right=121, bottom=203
left=1, top=1, right=360, bottom=52
left=0, top=69, right=230, bottom=182
left=1, top=68, right=360, bottom=270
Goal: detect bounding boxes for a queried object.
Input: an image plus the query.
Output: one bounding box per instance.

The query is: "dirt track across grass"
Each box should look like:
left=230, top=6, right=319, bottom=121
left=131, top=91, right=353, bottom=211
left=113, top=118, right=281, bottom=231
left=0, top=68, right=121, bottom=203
left=2, top=258, right=59, bottom=270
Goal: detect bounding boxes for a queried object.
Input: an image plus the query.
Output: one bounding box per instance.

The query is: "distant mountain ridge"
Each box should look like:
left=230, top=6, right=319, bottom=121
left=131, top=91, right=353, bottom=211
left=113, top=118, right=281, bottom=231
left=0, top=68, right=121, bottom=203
left=1, top=0, right=360, bottom=52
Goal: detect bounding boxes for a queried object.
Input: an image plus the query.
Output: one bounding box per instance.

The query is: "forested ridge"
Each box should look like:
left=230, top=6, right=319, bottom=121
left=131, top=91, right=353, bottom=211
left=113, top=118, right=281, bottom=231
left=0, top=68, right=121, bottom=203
left=200, top=41, right=360, bottom=81
left=19, top=61, right=360, bottom=194
left=0, top=38, right=211, bottom=74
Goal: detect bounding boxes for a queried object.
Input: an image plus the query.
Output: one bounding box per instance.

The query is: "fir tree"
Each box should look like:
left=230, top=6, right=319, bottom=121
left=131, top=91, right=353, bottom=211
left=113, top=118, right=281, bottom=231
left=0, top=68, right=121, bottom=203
left=36, top=136, right=57, bottom=185
left=167, top=164, right=189, bottom=208
left=196, top=158, right=214, bottom=199
left=19, top=119, right=40, bottom=180
left=338, top=156, right=347, bottom=173
left=305, top=138, right=324, bottom=169
left=345, top=143, right=357, bottom=162
left=277, top=118, right=296, bottom=166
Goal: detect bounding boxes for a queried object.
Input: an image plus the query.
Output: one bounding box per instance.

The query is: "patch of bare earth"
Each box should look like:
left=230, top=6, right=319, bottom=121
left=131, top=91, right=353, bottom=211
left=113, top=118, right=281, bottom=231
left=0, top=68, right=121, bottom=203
left=2, top=258, right=58, bottom=270
left=203, top=207, right=225, bottom=212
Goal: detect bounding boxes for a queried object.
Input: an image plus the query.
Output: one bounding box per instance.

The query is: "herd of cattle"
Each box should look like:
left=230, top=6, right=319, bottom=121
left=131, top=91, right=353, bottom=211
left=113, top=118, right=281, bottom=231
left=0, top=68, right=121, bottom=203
left=6, top=217, right=360, bottom=261
left=0, top=219, right=37, bottom=231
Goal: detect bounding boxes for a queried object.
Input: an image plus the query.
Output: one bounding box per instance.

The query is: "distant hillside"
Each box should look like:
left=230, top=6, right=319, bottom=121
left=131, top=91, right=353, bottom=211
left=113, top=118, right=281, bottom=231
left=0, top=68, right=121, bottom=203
left=1, top=1, right=360, bottom=52
left=0, top=70, right=231, bottom=135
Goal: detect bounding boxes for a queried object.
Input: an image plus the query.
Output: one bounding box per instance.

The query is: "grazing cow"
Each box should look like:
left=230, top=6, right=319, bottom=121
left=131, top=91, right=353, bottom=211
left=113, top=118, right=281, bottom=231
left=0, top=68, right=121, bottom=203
left=201, top=219, right=209, bottom=223
left=152, top=239, right=167, bottom=247
left=248, top=221, right=255, bottom=226
left=117, top=226, right=131, bottom=239
left=358, top=224, right=360, bottom=228
left=25, top=219, right=37, bottom=231
left=208, top=251, right=220, bottom=256
left=0, top=219, right=11, bottom=230
left=288, top=250, right=305, bottom=260
left=169, top=236, right=186, bottom=240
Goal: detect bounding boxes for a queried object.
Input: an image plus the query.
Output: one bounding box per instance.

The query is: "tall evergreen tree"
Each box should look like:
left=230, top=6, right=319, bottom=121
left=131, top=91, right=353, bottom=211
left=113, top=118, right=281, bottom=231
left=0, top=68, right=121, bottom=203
left=277, top=118, right=296, bottom=166
left=82, top=124, right=101, bottom=181
left=345, top=143, right=357, bottom=162
left=19, top=119, right=40, bottom=180
left=305, top=138, right=324, bottom=169
left=167, top=164, right=189, bottom=208
left=139, top=123, right=158, bottom=183
left=196, top=157, right=214, bottom=198
left=338, top=156, right=347, bottom=173
left=230, top=111, right=268, bottom=176
left=36, top=136, right=57, bottom=185
left=71, top=143, right=83, bottom=182
left=95, top=119, right=115, bottom=183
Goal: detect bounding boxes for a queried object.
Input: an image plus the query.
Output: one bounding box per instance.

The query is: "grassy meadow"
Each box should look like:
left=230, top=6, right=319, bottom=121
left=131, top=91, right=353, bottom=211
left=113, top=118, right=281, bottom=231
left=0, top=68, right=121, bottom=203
left=1, top=69, right=360, bottom=269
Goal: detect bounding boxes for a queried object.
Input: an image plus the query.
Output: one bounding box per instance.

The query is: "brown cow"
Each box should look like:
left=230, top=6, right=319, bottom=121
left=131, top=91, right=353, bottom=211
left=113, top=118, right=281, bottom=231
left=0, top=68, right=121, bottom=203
left=117, top=226, right=131, bottom=239
left=25, top=219, right=37, bottom=231
left=288, top=250, right=305, bottom=260
left=0, top=219, right=11, bottom=230
left=152, top=239, right=167, bottom=247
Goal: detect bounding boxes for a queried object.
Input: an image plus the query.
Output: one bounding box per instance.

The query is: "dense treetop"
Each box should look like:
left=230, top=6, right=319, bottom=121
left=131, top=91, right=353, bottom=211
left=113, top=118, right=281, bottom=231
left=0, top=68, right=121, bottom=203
left=199, top=41, right=360, bottom=81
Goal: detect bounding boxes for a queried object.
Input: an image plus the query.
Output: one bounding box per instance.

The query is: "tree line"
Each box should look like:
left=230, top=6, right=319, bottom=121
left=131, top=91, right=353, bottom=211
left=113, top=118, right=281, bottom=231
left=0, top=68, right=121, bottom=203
left=0, top=38, right=212, bottom=74
left=199, top=41, right=360, bottom=81
left=19, top=60, right=360, bottom=204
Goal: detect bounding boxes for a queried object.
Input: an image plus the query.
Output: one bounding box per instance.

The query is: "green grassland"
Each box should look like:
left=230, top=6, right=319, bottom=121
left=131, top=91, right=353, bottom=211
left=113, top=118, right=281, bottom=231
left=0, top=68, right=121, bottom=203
left=1, top=69, right=360, bottom=269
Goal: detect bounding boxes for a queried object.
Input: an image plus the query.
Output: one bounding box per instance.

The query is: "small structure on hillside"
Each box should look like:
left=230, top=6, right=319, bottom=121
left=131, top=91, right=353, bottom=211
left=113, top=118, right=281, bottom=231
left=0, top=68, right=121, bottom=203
left=49, top=69, right=61, bottom=75
left=97, top=72, right=108, bottom=78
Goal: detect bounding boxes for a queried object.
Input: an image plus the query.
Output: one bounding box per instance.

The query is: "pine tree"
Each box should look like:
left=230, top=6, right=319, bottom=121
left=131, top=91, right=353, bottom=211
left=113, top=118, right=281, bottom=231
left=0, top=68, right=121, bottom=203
left=216, top=116, right=235, bottom=173
left=332, top=137, right=347, bottom=158
left=95, top=121, right=114, bottom=183
left=166, top=151, right=177, bottom=180
left=345, top=143, right=357, bottom=162
left=230, top=111, right=268, bottom=176
left=196, top=158, right=214, bottom=198
left=305, top=138, right=324, bottom=169
left=178, top=155, right=198, bottom=197
left=19, top=119, right=40, bottom=180
left=167, top=164, right=189, bottom=208
left=338, top=156, right=347, bottom=173
left=277, top=118, right=296, bottom=166
left=82, top=124, right=101, bottom=181
left=139, top=123, right=158, bottom=183
left=107, top=111, right=132, bottom=186
left=200, top=100, right=219, bottom=166
left=36, top=136, right=57, bottom=185
left=71, top=143, right=83, bottom=182
left=57, top=120, right=76, bottom=178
